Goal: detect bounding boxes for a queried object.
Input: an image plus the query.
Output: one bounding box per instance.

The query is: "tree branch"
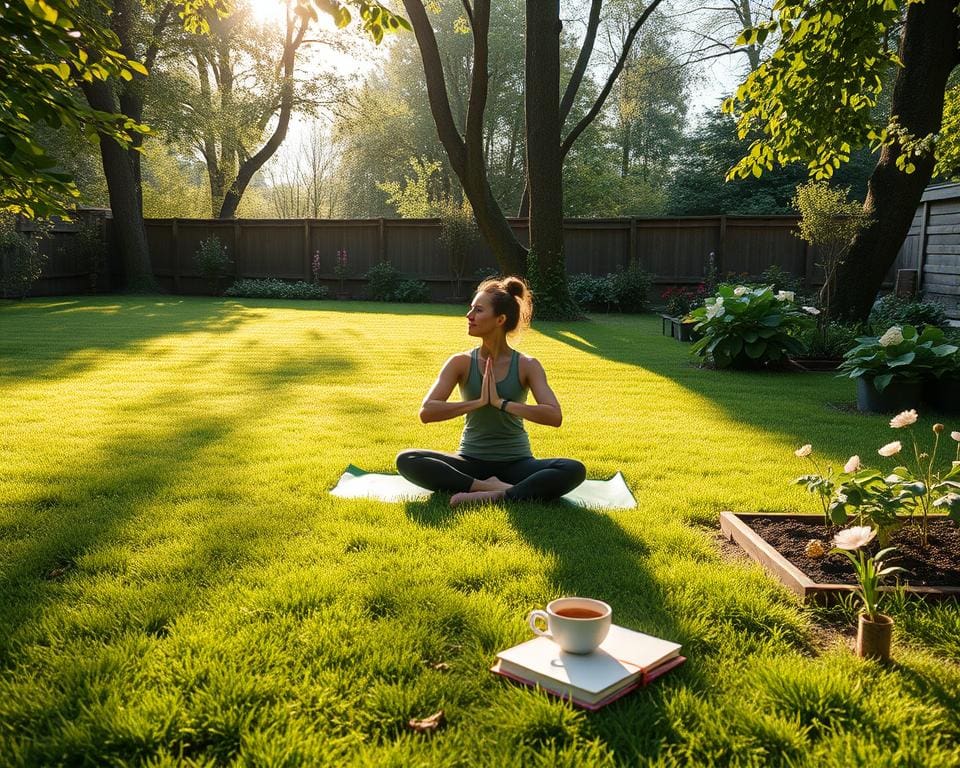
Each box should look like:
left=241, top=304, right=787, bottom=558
left=560, top=0, right=665, bottom=159
left=559, top=0, right=601, bottom=126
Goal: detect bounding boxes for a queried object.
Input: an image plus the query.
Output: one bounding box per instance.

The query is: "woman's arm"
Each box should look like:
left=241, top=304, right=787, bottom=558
left=419, top=354, right=486, bottom=423
left=491, top=357, right=562, bottom=427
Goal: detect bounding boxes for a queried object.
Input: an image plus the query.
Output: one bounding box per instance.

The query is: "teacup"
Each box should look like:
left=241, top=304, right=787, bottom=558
left=527, top=597, right=612, bottom=654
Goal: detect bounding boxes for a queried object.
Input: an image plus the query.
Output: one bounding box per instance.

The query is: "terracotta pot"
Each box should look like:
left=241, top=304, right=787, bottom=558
left=857, top=613, right=893, bottom=661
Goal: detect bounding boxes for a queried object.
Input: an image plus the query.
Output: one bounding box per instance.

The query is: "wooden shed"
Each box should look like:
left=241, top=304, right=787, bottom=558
left=898, top=182, right=960, bottom=320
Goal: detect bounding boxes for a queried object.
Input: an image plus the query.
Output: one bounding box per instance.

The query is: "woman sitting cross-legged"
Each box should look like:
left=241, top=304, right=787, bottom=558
left=396, top=276, right=586, bottom=507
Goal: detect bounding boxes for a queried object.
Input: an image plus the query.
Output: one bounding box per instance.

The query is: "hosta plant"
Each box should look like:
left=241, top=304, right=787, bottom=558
left=688, top=284, right=816, bottom=368
left=837, top=324, right=958, bottom=392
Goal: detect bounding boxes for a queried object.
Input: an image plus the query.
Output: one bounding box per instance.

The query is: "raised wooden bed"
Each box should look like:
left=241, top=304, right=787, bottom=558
left=720, top=512, right=960, bottom=604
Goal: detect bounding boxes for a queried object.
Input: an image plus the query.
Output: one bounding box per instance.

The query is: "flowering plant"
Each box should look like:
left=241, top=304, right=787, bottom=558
left=837, top=324, right=958, bottom=391
left=661, top=284, right=707, bottom=317
left=795, top=413, right=960, bottom=546
left=688, top=284, right=817, bottom=368
left=334, top=249, right=349, bottom=293
left=830, top=526, right=904, bottom=620
left=311, top=250, right=322, bottom=285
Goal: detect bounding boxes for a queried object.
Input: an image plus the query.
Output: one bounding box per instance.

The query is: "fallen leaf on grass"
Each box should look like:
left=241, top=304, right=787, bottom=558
left=408, top=710, right=445, bottom=734
left=431, top=662, right=450, bottom=671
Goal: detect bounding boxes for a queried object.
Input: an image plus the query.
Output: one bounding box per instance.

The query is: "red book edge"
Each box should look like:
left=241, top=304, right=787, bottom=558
left=491, top=655, right=686, bottom=712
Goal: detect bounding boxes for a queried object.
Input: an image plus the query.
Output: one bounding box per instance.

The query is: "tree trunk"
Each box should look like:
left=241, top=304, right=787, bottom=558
left=525, top=0, right=576, bottom=318
left=830, top=0, right=959, bottom=320
left=402, top=0, right=526, bottom=275
left=82, top=80, right=156, bottom=292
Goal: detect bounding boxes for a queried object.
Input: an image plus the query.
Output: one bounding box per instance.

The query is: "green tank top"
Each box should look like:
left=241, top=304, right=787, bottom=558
left=457, top=348, right=532, bottom=461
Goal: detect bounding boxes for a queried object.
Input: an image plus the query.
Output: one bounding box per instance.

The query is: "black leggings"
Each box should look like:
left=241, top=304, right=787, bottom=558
left=396, top=449, right=586, bottom=501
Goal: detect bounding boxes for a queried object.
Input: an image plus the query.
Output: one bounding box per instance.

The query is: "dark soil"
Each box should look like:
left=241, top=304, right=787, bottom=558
left=746, top=516, right=960, bottom=587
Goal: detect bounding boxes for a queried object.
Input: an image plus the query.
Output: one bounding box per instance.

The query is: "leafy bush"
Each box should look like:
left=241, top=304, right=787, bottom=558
left=0, top=215, right=48, bottom=299
left=869, top=294, right=949, bottom=333
left=224, top=278, right=329, bottom=300
left=566, top=265, right=652, bottom=313
left=392, top=279, right=431, bottom=303
left=799, top=321, right=865, bottom=359
left=837, top=325, right=959, bottom=391
left=193, top=235, right=232, bottom=294
left=364, top=261, right=429, bottom=302
left=688, top=284, right=817, bottom=368
left=606, top=261, right=652, bottom=313
left=568, top=273, right=611, bottom=310
left=758, top=264, right=804, bottom=298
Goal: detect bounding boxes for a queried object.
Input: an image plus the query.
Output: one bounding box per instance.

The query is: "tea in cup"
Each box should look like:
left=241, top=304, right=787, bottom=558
left=527, top=597, right=612, bottom=654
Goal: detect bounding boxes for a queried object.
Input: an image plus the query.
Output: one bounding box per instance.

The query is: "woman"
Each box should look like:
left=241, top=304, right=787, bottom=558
left=396, top=276, right=586, bottom=506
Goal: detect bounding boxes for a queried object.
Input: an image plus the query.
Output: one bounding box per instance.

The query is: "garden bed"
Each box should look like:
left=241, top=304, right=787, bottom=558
left=720, top=512, right=960, bottom=604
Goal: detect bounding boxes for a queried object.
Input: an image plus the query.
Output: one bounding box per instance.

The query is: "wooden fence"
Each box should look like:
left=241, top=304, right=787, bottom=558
left=17, top=211, right=919, bottom=301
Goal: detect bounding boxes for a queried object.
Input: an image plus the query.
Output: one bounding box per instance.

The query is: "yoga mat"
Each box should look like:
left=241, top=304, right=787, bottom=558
left=330, top=465, right=637, bottom=510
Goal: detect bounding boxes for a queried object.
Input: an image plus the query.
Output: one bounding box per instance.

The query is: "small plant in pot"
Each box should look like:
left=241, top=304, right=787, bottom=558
left=837, top=325, right=958, bottom=414
left=687, top=284, right=816, bottom=369
left=830, top=526, right=903, bottom=661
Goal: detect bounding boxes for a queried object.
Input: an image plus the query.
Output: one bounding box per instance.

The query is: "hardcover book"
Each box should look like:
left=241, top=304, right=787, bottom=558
left=491, top=624, right=685, bottom=710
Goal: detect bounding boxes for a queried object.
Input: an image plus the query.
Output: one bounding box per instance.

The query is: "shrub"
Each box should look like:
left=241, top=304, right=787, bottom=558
left=688, top=284, right=817, bottom=368
left=364, top=261, right=430, bottom=302
left=606, top=261, right=652, bottom=313
left=799, top=321, right=865, bottom=359
left=758, top=264, right=804, bottom=298
left=193, top=235, right=232, bottom=294
left=437, top=199, right=478, bottom=297
left=224, top=278, right=329, bottom=300
left=566, top=264, right=652, bottom=314
left=568, top=273, right=611, bottom=310
left=0, top=215, right=48, bottom=299
left=869, top=294, right=949, bottom=333
left=837, top=325, right=959, bottom=391
left=393, top=279, right=431, bottom=303
left=75, top=217, right=107, bottom=292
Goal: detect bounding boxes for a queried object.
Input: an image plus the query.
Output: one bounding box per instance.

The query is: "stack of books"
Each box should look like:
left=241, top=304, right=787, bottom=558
left=491, top=624, right=685, bottom=711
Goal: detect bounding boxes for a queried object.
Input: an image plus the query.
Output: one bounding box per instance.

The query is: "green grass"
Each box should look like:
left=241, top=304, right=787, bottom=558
left=1, top=296, right=958, bottom=767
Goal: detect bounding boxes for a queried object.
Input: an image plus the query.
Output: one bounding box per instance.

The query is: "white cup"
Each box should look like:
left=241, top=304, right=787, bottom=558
left=526, top=597, right=612, bottom=654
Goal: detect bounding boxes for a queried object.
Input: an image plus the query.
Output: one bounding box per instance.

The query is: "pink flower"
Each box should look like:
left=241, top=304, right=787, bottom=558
left=878, top=441, right=902, bottom=457
left=889, top=409, right=918, bottom=429
left=795, top=444, right=812, bottom=458
left=844, top=455, right=861, bottom=473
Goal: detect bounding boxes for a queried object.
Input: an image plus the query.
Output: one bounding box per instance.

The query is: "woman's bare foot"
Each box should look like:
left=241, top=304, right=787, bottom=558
left=450, top=489, right=507, bottom=507
left=469, top=476, right=512, bottom=493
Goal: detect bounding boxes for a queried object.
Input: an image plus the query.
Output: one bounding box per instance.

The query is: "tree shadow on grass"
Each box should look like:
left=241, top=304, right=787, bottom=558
left=0, top=296, right=257, bottom=385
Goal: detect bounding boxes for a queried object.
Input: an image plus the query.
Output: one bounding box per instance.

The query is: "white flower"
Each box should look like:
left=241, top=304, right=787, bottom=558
left=844, top=455, right=861, bottom=473
left=885, top=473, right=903, bottom=484
left=776, top=290, right=795, bottom=302
left=951, top=431, right=960, bottom=442
left=795, top=444, right=812, bottom=458
left=733, top=285, right=749, bottom=296
left=878, top=441, right=902, bottom=457
left=705, top=297, right=725, bottom=319
left=802, top=306, right=821, bottom=315
left=889, top=409, right=918, bottom=429
left=832, top=525, right=877, bottom=551
left=879, top=326, right=904, bottom=347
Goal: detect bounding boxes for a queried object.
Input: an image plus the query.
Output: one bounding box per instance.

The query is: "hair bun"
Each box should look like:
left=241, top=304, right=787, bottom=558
left=505, top=278, right=525, bottom=299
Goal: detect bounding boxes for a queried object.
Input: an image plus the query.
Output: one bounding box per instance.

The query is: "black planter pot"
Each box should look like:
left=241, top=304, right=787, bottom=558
left=925, top=376, right=960, bottom=415
left=856, top=378, right=924, bottom=414
left=659, top=314, right=701, bottom=342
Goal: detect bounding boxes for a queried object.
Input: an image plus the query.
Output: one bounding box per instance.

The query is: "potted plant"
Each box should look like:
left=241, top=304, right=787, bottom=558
left=790, top=320, right=863, bottom=372
left=660, top=285, right=706, bottom=341
left=837, top=325, right=957, bottom=413
left=925, top=338, right=960, bottom=415
left=687, top=284, right=817, bottom=368
left=830, top=526, right=903, bottom=662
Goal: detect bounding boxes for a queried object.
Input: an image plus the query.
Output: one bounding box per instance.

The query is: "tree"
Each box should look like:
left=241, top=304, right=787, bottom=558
left=401, top=0, right=666, bottom=317
left=1, top=0, right=148, bottom=218
left=725, top=0, right=960, bottom=320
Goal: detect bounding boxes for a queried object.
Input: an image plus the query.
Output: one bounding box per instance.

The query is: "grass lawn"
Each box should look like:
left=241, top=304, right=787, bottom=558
left=1, top=296, right=959, bottom=767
